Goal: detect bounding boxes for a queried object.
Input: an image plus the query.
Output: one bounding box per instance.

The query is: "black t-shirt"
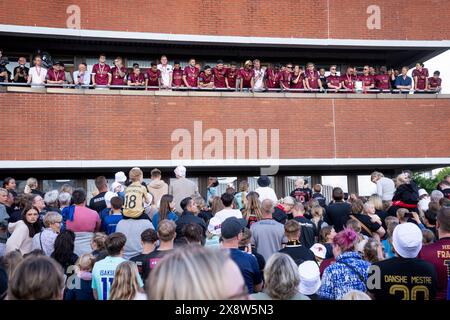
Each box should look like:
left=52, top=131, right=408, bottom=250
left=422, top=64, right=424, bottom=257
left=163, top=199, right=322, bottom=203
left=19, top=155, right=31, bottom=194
left=323, top=201, right=351, bottom=232
left=130, top=253, right=149, bottom=279
left=290, top=188, right=312, bottom=203
left=279, top=243, right=316, bottom=266
left=13, top=66, right=29, bottom=83
left=368, top=257, right=438, bottom=300
left=293, top=216, right=316, bottom=249
left=273, top=206, right=288, bottom=224
left=324, top=243, right=333, bottom=259
left=198, top=210, right=213, bottom=225
left=349, top=213, right=381, bottom=237
left=312, top=192, right=327, bottom=208
left=89, top=192, right=107, bottom=214
left=142, top=249, right=173, bottom=281
left=175, top=211, right=207, bottom=239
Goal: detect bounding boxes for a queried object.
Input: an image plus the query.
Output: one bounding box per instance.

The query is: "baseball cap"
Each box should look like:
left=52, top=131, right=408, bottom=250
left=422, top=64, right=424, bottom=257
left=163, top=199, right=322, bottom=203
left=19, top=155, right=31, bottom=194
left=298, top=261, right=321, bottom=296
left=207, top=216, right=222, bottom=236
left=115, top=171, right=127, bottom=183
left=418, top=189, right=428, bottom=197
left=221, top=217, right=247, bottom=239
left=309, top=243, right=326, bottom=259
left=392, top=222, right=422, bottom=258
left=174, top=165, right=187, bottom=177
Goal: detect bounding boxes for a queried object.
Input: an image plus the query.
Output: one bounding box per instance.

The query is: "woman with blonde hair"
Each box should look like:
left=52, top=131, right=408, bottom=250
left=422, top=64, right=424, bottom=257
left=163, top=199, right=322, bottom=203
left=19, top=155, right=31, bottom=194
left=234, top=180, right=249, bottom=210
left=109, top=261, right=146, bottom=300
left=251, top=253, right=309, bottom=300
left=24, top=177, right=44, bottom=197
left=390, top=173, right=420, bottom=215
left=242, top=191, right=263, bottom=227
left=147, top=246, right=247, bottom=300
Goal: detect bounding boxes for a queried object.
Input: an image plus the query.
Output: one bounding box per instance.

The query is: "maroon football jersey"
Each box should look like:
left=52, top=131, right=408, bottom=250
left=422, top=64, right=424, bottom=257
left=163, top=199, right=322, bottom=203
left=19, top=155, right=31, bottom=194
left=110, top=66, right=127, bottom=85
left=225, top=68, right=238, bottom=88
left=92, top=63, right=111, bottom=85
left=265, top=68, right=281, bottom=89
left=326, top=74, right=341, bottom=88
left=305, top=70, right=320, bottom=89
left=212, top=67, right=227, bottom=88
left=239, top=68, right=255, bottom=88
left=199, top=71, right=213, bottom=85
left=146, top=69, right=161, bottom=87
left=172, top=68, right=184, bottom=87
left=290, top=72, right=305, bottom=89
left=358, top=74, right=375, bottom=88
left=129, top=72, right=145, bottom=84
left=183, top=66, right=200, bottom=87
left=341, top=74, right=356, bottom=90
left=46, top=69, right=66, bottom=82
left=279, top=70, right=292, bottom=88
left=412, top=68, right=429, bottom=90
left=375, top=74, right=390, bottom=90
left=428, top=76, right=442, bottom=89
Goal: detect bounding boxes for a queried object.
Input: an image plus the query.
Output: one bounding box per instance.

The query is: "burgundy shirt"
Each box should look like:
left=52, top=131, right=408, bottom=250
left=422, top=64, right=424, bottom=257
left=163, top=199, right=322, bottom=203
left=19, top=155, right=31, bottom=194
left=110, top=66, right=127, bottom=85
left=225, top=68, right=238, bottom=88
left=412, top=68, right=429, bottom=90
left=279, top=70, right=292, bottom=88
left=375, top=74, right=390, bottom=90
left=198, top=72, right=213, bottom=85
left=172, top=68, right=184, bottom=86
left=305, top=70, right=320, bottom=89
left=146, top=69, right=161, bottom=87
left=290, top=73, right=305, bottom=89
left=183, top=66, right=200, bottom=87
left=358, top=74, right=375, bottom=88
left=418, top=237, right=450, bottom=300
left=428, top=77, right=442, bottom=89
left=326, top=74, right=341, bottom=88
left=92, top=63, right=111, bottom=85
left=265, top=68, right=281, bottom=89
left=46, top=69, right=66, bottom=82
left=212, top=67, right=227, bottom=88
left=341, top=74, right=356, bottom=90
left=129, top=72, right=145, bottom=84
left=239, top=68, right=255, bottom=88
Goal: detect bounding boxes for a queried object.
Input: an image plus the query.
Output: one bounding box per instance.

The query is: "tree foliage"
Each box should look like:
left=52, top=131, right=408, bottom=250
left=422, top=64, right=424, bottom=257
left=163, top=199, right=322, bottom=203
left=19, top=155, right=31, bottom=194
left=413, top=167, right=450, bottom=193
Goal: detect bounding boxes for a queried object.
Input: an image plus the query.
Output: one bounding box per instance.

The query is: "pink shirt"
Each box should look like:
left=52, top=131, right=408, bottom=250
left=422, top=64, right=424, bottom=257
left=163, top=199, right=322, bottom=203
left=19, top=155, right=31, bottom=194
left=66, top=206, right=100, bottom=232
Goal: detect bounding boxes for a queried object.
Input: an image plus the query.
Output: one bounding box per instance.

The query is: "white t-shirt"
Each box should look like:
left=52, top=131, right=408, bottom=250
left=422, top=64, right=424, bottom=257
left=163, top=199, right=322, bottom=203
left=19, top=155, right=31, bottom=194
left=254, top=187, right=278, bottom=204
left=157, top=64, right=173, bottom=87
left=215, top=208, right=243, bottom=223
left=28, top=66, right=47, bottom=86
left=253, top=67, right=266, bottom=91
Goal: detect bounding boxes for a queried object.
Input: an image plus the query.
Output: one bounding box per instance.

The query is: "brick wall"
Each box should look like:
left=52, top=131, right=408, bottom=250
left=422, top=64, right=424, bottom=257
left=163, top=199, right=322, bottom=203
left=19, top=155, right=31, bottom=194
left=0, top=92, right=449, bottom=161
left=1, top=0, right=449, bottom=40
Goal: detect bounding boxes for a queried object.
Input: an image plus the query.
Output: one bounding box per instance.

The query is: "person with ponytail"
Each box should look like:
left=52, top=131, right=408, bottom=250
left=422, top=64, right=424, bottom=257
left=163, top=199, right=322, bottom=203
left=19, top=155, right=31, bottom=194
left=318, top=228, right=371, bottom=300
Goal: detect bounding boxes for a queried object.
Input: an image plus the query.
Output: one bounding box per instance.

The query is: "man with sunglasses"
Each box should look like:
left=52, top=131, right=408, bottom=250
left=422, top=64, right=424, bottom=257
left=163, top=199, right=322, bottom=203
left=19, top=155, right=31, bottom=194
left=326, top=65, right=341, bottom=92
left=358, top=65, right=375, bottom=92
left=280, top=63, right=293, bottom=90
left=221, top=217, right=263, bottom=294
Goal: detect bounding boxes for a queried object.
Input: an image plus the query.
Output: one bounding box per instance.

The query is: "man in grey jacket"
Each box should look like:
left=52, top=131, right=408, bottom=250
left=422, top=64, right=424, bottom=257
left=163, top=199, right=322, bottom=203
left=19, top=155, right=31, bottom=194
left=169, top=166, right=199, bottom=214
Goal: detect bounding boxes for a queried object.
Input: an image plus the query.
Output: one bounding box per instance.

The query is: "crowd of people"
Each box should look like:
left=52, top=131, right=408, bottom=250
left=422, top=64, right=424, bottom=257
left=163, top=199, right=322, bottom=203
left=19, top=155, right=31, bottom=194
left=0, top=50, right=443, bottom=93
left=0, top=167, right=449, bottom=300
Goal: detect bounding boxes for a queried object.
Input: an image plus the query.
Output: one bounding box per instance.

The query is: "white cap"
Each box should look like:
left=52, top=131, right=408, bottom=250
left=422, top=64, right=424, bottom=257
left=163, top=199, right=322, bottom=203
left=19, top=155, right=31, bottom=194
left=174, top=165, right=186, bottom=177
left=115, top=171, right=127, bottom=183
left=207, top=216, right=222, bottom=236
left=309, top=243, right=326, bottom=259
left=418, top=189, right=428, bottom=197
left=298, top=261, right=321, bottom=296
left=392, top=222, right=423, bottom=258
left=110, top=181, right=122, bottom=193
left=104, top=191, right=118, bottom=208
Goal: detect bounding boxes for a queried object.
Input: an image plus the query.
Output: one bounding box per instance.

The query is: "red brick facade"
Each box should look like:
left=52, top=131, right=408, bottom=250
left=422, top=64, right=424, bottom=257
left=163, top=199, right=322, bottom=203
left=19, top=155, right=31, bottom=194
left=1, top=0, right=449, bottom=40
left=1, top=92, right=449, bottom=161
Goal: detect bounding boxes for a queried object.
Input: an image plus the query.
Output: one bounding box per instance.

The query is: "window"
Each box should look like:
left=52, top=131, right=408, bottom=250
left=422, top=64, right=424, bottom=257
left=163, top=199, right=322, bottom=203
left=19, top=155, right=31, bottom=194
left=357, top=175, right=377, bottom=196
left=321, top=176, right=348, bottom=192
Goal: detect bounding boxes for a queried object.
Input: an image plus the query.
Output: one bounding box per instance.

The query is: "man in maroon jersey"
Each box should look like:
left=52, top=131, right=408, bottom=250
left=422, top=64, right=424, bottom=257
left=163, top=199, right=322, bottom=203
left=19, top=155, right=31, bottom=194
left=418, top=207, right=450, bottom=300
left=198, top=65, right=214, bottom=89
left=225, top=62, right=238, bottom=90
left=304, top=62, right=323, bottom=92
left=91, top=53, right=111, bottom=87
left=46, top=61, right=66, bottom=85
left=326, top=65, right=341, bottom=92
left=110, top=57, right=127, bottom=88
left=290, top=65, right=305, bottom=91
left=265, top=63, right=281, bottom=90
left=239, top=60, right=255, bottom=92
left=279, top=63, right=293, bottom=90
left=183, top=58, right=199, bottom=89
left=212, top=60, right=227, bottom=89
left=341, top=66, right=356, bottom=92
left=145, top=62, right=161, bottom=90
left=172, top=61, right=184, bottom=88
left=127, top=63, right=145, bottom=88
left=427, top=71, right=442, bottom=92
left=375, top=66, right=391, bottom=91
left=358, top=65, right=375, bottom=91
left=412, top=62, right=429, bottom=92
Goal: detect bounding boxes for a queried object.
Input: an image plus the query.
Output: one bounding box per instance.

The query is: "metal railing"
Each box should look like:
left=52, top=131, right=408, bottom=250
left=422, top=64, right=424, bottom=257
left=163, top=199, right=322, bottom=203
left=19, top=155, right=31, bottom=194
left=0, top=82, right=442, bottom=94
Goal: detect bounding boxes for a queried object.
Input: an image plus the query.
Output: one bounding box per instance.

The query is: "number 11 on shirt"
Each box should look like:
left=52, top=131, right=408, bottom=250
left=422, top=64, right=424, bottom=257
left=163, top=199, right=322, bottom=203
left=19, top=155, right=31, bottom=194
left=101, top=277, right=114, bottom=300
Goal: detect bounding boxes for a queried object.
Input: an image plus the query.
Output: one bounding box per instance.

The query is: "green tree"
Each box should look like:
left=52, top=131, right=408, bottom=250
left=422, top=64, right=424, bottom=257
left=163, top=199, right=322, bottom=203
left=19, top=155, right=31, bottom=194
left=413, top=167, right=450, bottom=193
